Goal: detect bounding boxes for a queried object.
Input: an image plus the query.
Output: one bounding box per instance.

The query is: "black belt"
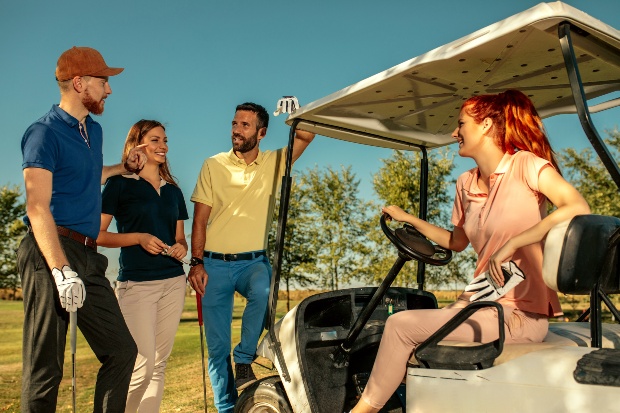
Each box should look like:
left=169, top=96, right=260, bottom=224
left=204, top=251, right=266, bottom=261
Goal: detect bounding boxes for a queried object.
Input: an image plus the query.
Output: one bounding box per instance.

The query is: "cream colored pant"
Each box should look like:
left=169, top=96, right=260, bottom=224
left=362, top=304, right=549, bottom=409
left=116, top=275, right=186, bottom=413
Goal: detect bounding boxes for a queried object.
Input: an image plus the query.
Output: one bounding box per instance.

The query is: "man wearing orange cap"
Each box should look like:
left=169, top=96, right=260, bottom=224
left=18, top=46, right=144, bottom=412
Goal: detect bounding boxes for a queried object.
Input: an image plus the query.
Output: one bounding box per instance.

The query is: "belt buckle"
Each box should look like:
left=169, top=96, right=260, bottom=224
left=223, top=253, right=232, bottom=262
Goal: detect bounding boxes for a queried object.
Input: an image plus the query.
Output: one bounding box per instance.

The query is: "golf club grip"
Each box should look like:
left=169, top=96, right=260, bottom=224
left=70, top=311, right=77, bottom=353
left=196, top=293, right=203, bottom=326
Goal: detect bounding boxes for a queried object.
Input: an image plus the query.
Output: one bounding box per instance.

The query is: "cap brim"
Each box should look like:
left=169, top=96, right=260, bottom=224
left=90, top=67, right=124, bottom=77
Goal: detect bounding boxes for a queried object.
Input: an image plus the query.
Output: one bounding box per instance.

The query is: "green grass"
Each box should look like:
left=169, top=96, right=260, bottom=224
left=0, top=296, right=297, bottom=413
left=2, top=291, right=618, bottom=412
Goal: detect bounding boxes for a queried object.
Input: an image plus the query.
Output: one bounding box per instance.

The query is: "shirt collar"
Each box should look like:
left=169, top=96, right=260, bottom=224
left=465, top=152, right=514, bottom=195
left=52, top=104, right=93, bottom=129
left=122, top=174, right=167, bottom=188
left=227, top=148, right=264, bottom=166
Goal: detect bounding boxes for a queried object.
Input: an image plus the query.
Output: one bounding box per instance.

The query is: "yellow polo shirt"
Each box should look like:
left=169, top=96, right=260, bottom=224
left=191, top=148, right=286, bottom=253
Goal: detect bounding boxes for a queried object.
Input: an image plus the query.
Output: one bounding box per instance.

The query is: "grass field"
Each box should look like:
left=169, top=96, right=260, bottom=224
left=0, top=290, right=615, bottom=412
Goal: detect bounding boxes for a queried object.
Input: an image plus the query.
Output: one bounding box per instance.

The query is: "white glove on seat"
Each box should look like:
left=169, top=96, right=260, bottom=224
left=464, top=261, right=526, bottom=302
left=273, top=96, right=299, bottom=116
left=52, top=265, right=86, bottom=312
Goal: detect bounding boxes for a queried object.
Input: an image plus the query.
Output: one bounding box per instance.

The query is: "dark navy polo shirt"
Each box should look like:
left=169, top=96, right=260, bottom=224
left=21, top=105, right=104, bottom=239
left=101, top=175, right=189, bottom=282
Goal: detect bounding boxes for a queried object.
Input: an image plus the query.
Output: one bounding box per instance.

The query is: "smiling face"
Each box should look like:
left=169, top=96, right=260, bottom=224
left=139, top=126, right=168, bottom=166
left=452, top=107, right=489, bottom=158
left=231, top=110, right=266, bottom=153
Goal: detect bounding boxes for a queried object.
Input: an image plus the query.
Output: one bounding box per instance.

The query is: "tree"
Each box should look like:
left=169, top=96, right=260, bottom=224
left=367, top=148, right=462, bottom=288
left=0, top=185, right=27, bottom=300
left=301, top=166, right=373, bottom=290
left=268, top=179, right=316, bottom=311
left=558, top=128, right=620, bottom=216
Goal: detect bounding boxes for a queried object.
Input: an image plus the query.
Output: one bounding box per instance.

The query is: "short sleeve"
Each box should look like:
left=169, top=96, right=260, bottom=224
left=101, top=176, right=123, bottom=216
left=21, top=123, right=58, bottom=172
left=176, top=187, right=189, bottom=221
left=514, top=151, right=552, bottom=193
left=190, top=159, right=213, bottom=206
left=451, top=174, right=467, bottom=227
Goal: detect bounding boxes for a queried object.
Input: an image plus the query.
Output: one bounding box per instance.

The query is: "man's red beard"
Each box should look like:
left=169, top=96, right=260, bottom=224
left=82, top=88, right=105, bottom=115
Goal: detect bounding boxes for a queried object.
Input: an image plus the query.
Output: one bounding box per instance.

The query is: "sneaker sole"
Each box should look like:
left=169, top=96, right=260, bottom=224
left=236, top=378, right=258, bottom=391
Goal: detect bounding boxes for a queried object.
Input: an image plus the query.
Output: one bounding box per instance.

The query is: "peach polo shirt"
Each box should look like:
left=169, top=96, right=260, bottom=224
left=191, top=148, right=286, bottom=253
left=451, top=151, right=562, bottom=317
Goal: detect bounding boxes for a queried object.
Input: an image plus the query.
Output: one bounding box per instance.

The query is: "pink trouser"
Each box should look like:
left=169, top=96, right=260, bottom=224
left=361, top=303, right=549, bottom=409
left=116, top=275, right=186, bottom=413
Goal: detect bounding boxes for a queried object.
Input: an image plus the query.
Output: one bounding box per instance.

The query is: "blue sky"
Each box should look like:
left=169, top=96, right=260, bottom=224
left=2, top=0, right=620, bottom=270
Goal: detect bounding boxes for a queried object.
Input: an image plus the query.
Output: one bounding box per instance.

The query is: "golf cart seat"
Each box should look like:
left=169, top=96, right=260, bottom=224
left=412, top=214, right=620, bottom=370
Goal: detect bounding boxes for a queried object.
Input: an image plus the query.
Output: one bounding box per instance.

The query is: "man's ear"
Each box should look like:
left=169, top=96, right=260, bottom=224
left=72, top=76, right=84, bottom=93
left=257, top=127, right=267, bottom=141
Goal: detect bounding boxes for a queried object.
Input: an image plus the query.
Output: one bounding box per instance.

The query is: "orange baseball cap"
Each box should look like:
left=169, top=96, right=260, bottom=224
left=55, top=46, right=124, bottom=81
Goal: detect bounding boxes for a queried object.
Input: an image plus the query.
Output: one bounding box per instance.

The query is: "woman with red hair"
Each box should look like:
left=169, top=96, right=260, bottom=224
left=349, top=89, right=590, bottom=413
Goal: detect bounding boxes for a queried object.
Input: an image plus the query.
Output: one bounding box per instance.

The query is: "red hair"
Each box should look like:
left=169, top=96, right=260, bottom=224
left=462, top=89, right=560, bottom=173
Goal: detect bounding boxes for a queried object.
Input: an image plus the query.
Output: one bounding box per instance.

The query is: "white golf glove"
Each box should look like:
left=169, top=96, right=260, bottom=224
left=52, top=265, right=85, bottom=312
left=464, top=261, right=525, bottom=302
left=273, top=96, right=299, bottom=116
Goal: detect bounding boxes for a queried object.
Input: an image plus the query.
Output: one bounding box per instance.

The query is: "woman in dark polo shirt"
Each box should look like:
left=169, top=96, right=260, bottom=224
left=98, top=119, right=188, bottom=412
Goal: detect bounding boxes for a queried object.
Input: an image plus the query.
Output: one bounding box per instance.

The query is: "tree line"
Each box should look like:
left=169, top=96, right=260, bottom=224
left=2, top=129, right=619, bottom=301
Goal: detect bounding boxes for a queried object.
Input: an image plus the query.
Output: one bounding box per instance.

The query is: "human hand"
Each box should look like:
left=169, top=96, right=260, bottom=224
left=381, top=205, right=411, bottom=223
left=138, top=234, right=168, bottom=255
left=124, top=143, right=148, bottom=174
left=162, top=242, right=188, bottom=264
left=52, top=266, right=86, bottom=312
left=188, top=265, right=209, bottom=296
left=488, top=240, right=517, bottom=287
left=464, top=261, right=526, bottom=302
left=273, top=96, right=300, bottom=116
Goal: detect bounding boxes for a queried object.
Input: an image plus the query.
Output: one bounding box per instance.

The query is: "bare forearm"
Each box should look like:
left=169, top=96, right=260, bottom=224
left=191, top=221, right=207, bottom=257
left=28, top=208, right=69, bottom=270
left=406, top=215, right=465, bottom=251
left=101, top=163, right=126, bottom=184
left=97, top=231, right=142, bottom=248
left=509, top=201, right=590, bottom=251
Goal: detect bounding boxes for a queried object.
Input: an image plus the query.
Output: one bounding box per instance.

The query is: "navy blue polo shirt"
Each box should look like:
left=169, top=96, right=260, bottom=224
left=101, top=175, right=189, bottom=282
left=21, top=105, right=104, bottom=239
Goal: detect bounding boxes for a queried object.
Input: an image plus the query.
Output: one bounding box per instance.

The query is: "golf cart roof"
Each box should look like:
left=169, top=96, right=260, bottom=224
left=286, top=1, right=620, bottom=150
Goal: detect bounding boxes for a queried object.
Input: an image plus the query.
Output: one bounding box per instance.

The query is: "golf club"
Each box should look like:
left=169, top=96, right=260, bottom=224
left=197, top=293, right=208, bottom=412
left=70, top=311, right=77, bottom=413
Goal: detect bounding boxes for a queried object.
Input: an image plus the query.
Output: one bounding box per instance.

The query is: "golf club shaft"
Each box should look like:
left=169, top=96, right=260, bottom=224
left=70, top=311, right=77, bottom=413
left=197, top=293, right=208, bottom=413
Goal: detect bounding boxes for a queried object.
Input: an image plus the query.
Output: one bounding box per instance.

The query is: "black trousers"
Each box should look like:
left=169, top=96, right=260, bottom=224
left=18, top=234, right=137, bottom=413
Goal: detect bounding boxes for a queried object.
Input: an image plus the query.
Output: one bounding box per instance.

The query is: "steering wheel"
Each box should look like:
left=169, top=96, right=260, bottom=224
left=380, top=213, right=452, bottom=266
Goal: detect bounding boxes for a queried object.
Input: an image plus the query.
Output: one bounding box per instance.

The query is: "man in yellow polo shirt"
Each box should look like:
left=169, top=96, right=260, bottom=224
left=188, top=101, right=314, bottom=412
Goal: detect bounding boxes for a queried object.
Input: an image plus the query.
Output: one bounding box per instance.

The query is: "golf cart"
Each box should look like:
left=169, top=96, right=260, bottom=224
left=235, top=2, right=620, bottom=412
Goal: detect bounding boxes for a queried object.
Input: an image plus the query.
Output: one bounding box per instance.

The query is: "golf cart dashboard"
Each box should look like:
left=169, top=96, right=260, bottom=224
left=300, top=287, right=436, bottom=342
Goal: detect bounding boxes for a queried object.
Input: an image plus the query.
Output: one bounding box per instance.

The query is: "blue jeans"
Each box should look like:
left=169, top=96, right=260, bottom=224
left=200, top=251, right=272, bottom=413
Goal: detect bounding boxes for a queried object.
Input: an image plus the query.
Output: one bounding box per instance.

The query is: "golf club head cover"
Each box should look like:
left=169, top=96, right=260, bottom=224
left=464, top=261, right=525, bottom=302
left=273, top=96, right=299, bottom=116
left=52, top=265, right=86, bottom=312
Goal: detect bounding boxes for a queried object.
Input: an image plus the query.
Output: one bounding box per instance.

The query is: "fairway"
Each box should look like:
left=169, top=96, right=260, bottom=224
left=0, top=290, right=606, bottom=412
left=0, top=293, right=294, bottom=413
